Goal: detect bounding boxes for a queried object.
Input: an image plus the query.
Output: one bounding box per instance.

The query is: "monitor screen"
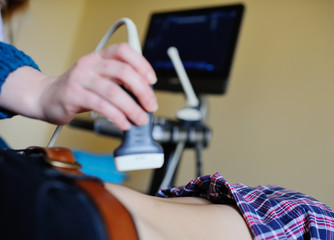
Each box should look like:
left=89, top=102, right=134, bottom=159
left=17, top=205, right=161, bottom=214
left=142, top=4, right=244, bottom=95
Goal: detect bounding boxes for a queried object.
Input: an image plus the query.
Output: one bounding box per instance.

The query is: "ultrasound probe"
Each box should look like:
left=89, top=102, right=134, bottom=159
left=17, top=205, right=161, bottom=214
left=48, top=18, right=164, bottom=171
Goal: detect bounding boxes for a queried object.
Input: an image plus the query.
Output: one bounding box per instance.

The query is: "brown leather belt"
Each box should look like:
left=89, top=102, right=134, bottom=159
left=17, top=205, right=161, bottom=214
left=28, top=146, right=138, bottom=240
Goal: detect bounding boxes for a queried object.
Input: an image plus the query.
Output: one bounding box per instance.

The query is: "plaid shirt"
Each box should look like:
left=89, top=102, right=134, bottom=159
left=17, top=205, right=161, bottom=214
left=157, top=172, right=334, bottom=239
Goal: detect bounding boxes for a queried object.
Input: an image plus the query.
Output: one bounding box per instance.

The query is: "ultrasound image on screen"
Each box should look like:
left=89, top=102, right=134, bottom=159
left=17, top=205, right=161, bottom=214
left=143, top=5, right=244, bottom=94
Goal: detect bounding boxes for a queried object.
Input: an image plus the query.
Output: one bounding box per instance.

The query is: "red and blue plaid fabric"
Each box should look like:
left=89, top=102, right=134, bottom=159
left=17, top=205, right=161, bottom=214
left=157, top=172, right=334, bottom=239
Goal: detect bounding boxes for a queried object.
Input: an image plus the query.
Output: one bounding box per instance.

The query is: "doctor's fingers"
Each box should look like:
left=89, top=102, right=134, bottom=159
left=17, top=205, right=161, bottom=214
left=99, top=43, right=157, bottom=85
left=82, top=78, right=150, bottom=130
left=93, top=58, right=158, bottom=113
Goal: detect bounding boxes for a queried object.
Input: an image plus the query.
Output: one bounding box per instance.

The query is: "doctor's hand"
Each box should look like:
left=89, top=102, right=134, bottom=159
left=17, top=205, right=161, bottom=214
left=0, top=43, right=158, bottom=130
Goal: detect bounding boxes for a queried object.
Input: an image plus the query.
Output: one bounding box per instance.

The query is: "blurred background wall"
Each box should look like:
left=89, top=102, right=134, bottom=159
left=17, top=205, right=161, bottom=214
left=1, top=0, right=333, bottom=208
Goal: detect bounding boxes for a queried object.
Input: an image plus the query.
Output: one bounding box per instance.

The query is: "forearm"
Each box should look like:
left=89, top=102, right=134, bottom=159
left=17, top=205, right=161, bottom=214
left=0, top=66, right=51, bottom=121
left=0, top=42, right=41, bottom=119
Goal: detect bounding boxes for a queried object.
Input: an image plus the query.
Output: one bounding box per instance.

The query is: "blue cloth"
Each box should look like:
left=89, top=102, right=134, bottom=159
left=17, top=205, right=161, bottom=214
left=0, top=42, right=40, bottom=119
left=158, top=172, right=334, bottom=240
left=0, top=137, right=9, bottom=148
left=72, top=150, right=126, bottom=184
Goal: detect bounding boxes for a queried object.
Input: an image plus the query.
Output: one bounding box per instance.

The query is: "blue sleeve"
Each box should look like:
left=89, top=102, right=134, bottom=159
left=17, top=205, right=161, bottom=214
left=0, top=42, right=40, bottom=119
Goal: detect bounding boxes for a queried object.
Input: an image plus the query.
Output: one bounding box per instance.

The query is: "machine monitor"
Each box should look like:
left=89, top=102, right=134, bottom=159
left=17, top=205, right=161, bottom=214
left=142, top=4, right=244, bottom=94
